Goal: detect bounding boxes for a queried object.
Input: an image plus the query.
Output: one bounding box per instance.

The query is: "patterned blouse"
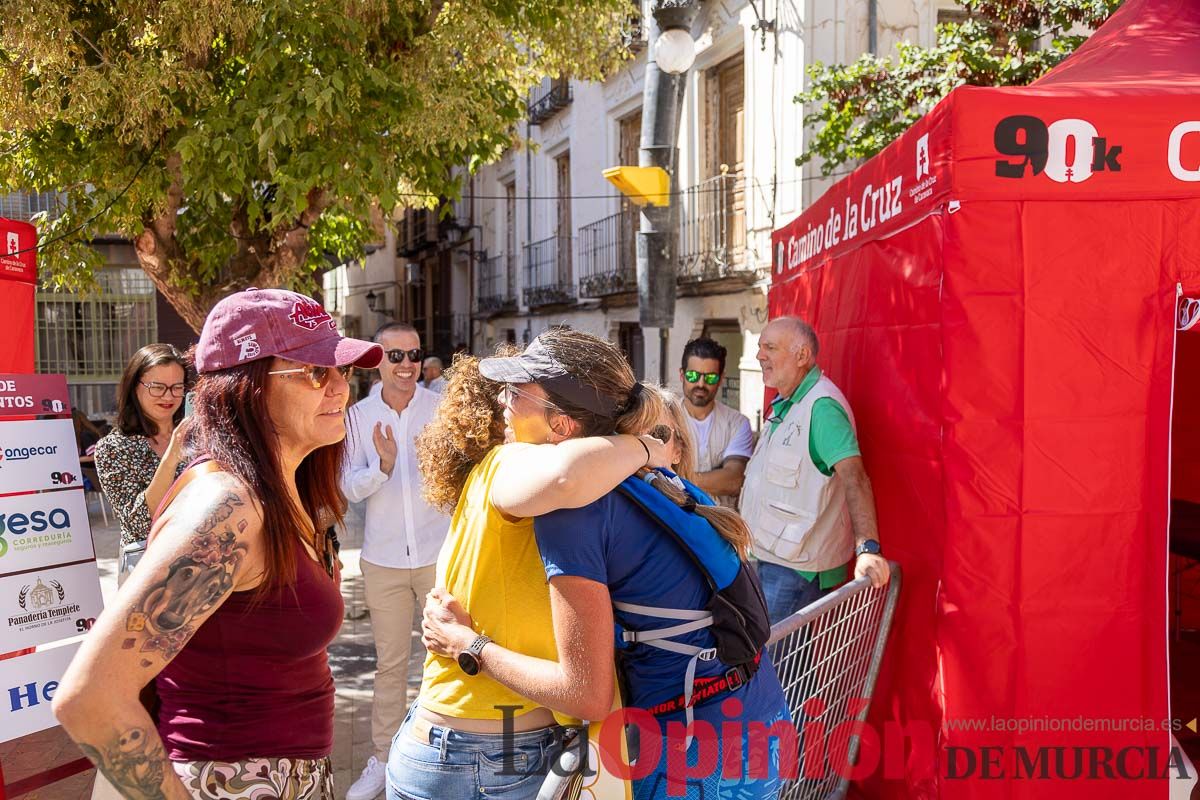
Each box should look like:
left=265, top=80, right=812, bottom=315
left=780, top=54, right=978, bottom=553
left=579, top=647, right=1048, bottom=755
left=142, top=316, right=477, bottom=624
left=94, top=427, right=174, bottom=546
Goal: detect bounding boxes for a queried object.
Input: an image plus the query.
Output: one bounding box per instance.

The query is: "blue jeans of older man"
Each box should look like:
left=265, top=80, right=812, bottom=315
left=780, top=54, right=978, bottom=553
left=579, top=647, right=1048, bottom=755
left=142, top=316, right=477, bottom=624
left=756, top=561, right=831, bottom=625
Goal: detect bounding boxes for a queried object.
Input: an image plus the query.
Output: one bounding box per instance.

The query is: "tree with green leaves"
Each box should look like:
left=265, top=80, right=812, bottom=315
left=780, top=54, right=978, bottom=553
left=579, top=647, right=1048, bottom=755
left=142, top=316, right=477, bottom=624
left=0, top=0, right=629, bottom=330
left=797, top=0, right=1123, bottom=176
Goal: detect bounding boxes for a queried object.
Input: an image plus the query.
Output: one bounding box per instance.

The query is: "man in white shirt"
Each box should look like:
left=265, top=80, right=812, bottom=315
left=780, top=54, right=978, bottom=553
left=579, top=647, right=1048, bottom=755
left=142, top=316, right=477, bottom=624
left=343, top=322, right=450, bottom=800
left=679, top=337, right=755, bottom=508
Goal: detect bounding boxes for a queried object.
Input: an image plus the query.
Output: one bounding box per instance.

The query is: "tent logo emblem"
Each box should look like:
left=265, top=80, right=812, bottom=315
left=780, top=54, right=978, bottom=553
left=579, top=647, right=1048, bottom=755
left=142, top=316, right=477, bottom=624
left=916, top=134, right=930, bottom=180
left=994, top=116, right=1122, bottom=184
left=775, top=242, right=785, bottom=274
left=5, top=232, right=18, bottom=256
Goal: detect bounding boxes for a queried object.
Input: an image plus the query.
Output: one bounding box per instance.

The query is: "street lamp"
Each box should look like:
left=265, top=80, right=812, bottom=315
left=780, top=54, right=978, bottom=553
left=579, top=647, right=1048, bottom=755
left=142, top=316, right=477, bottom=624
left=652, top=27, right=697, bottom=74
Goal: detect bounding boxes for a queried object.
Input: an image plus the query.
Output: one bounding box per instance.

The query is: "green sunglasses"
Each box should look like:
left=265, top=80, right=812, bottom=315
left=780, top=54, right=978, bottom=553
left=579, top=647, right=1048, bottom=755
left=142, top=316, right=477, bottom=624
left=683, top=370, right=721, bottom=386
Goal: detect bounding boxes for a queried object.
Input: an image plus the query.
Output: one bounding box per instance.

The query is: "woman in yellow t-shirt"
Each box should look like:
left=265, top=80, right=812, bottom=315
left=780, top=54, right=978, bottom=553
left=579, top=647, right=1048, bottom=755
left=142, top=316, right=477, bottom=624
left=385, top=332, right=671, bottom=800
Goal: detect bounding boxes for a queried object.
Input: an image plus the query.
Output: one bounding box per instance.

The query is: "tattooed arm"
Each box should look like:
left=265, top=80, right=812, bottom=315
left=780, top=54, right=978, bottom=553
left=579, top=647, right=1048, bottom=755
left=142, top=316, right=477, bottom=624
left=54, top=472, right=264, bottom=800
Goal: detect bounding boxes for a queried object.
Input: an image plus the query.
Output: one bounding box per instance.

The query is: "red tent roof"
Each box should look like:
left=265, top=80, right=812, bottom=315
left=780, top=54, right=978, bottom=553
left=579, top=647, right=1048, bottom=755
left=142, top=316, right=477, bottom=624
left=1035, top=0, right=1200, bottom=89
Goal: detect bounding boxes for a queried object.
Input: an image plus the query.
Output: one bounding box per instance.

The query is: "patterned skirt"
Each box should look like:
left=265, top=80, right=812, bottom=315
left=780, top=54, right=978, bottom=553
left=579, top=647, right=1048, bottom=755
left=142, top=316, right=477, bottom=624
left=170, top=756, right=335, bottom=800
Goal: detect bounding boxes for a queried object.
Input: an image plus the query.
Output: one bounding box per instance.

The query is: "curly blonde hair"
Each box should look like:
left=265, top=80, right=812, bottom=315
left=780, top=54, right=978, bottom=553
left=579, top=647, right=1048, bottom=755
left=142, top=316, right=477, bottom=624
left=416, top=351, right=508, bottom=513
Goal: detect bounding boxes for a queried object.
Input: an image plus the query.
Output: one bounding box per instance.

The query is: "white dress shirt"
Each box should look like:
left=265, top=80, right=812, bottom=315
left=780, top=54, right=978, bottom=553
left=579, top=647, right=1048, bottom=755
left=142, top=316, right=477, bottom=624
left=342, top=386, right=450, bottom=568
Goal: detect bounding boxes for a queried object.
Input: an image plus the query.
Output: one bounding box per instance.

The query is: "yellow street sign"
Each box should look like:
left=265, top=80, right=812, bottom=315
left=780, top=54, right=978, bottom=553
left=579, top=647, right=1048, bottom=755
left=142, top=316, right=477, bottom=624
left=603, top=166, right=671, bottom=207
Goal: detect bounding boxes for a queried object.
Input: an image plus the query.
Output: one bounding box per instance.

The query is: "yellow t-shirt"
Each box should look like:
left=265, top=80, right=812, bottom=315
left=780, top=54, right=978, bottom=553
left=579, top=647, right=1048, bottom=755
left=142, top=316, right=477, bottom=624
left=420, top=445, right=576, bottom=725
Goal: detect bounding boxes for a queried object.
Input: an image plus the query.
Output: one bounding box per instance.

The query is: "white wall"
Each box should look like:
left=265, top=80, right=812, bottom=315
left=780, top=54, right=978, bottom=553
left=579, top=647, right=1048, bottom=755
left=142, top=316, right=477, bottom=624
left=469, top=0, right=938, bottom=420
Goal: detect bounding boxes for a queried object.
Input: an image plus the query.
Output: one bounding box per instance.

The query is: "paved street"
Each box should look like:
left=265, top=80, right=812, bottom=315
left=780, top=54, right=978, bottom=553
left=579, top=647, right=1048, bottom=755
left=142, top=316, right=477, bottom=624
left=0, top=499, right=417, bottom=800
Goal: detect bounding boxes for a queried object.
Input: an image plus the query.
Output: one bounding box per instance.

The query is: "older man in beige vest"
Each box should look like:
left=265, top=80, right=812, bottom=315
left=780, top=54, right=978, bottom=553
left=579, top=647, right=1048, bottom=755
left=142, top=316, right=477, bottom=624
left=741, top=317, right=890, bottom=624
left=678, top=337, right=755, bottom=508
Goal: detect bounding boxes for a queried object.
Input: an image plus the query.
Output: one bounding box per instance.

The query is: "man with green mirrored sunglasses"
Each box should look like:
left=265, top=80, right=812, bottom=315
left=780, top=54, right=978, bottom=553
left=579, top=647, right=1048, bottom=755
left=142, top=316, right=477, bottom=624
left=678, top=337, right=755, bottom=509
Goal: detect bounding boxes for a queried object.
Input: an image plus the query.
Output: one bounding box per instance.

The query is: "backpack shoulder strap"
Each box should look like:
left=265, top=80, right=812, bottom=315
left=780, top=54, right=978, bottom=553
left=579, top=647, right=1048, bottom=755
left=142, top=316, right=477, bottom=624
left=614, top=477, right=719, bottom=592
left=148, top=457, right=222, bottom=539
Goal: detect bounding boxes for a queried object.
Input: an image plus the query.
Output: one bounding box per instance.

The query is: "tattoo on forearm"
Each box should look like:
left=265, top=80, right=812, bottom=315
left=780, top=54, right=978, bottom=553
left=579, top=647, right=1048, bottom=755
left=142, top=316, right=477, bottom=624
left=79, top=727, right=169, bottom=800
left=125, top=491, right=248, bottom=662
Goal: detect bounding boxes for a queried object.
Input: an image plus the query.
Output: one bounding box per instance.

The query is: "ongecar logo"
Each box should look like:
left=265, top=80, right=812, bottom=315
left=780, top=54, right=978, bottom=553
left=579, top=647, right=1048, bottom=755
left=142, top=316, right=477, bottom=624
left=0, top=444, right=59, bottom=469
left=0, top=507, right=72, bottom=558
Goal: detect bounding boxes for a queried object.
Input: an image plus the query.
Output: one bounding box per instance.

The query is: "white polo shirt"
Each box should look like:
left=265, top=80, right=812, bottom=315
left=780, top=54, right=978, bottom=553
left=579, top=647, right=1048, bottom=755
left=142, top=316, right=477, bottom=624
left=342, top=386, right=450, bottom=569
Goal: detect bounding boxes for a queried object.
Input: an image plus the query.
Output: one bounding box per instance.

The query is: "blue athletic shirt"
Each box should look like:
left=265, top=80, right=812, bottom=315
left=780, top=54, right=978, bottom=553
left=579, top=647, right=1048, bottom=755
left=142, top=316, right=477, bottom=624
left=534, top=492, right=787, bottom=728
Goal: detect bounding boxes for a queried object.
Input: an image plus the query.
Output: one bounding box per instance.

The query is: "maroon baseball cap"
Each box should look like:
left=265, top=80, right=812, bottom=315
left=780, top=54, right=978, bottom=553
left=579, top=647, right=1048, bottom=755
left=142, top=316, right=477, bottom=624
left=195, top=288, right=383, bottom=374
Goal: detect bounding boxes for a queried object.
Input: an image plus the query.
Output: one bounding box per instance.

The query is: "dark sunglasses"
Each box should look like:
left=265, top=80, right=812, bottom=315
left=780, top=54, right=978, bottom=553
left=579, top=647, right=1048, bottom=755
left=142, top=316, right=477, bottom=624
left=385, top=348, right=425, bottom=364
left=683, top=370, right=721, bottom=386
left=268, top=364, right=354, bottom=390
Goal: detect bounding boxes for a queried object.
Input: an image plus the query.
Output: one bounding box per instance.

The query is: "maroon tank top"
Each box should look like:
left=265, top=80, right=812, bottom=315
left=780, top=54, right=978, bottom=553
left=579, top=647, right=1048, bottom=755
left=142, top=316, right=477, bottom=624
left=155, top=550, right=344, bottom=761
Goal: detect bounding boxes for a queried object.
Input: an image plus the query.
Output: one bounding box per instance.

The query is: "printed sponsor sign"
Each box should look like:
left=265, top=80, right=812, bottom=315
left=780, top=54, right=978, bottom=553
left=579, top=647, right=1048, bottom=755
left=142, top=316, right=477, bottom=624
left=0, top=418, right=82, bottom=495
left=0, top=561, right=104, bottom=651
left=0, top=640, right=81, bottom=743
left=0, top=217, right=37, bottom=284
left=0, top=373, right=71, bottom=419
left=0, top=490, right=95, bottom=576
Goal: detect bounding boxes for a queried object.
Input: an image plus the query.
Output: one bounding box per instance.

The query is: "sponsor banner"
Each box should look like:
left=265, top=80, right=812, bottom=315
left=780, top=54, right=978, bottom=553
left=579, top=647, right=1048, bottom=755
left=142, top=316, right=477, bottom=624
left=772, top=98, right=952, bottom=278
left=0, top=561, right=103, bottom=651
left=0, top=217, right=37, bottom=285
left=953, top=90, right=1200, bottom=200
left=0, top=374, right=71, bottom=419
left=0, top=490, right=95, bottom=577
left=0, top=418, right=82, bottom=495
left=0, top=640, right=81, bottom=743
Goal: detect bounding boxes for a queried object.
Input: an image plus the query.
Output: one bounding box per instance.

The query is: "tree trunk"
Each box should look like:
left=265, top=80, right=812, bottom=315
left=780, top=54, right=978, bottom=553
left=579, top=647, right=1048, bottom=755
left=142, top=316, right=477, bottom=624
left=132, top=158, right=330, bottom=333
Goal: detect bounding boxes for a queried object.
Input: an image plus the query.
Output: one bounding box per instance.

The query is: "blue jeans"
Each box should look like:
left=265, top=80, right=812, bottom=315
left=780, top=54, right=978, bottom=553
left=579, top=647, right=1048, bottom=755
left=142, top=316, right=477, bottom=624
left=386, top=707, right=562, bottom=800
left=757, top=561, right=829, bottom=625
left=631, top=706, right=789, bottom=800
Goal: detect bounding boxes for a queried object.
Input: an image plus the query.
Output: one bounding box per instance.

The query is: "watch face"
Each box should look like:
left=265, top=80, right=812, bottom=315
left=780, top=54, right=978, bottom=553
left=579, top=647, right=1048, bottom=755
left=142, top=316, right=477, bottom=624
left=859, top=540, right=881, bottom=555
left=458, top=650, right=480, bottom=676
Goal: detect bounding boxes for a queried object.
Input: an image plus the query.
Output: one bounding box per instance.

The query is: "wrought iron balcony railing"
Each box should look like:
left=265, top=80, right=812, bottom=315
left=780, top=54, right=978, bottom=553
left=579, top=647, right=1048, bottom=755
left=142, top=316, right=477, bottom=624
left=523, top=235, right=576, bottom=307
left=476, top=254, right=518, bottom=315
left=528, top=79, right=573, bottom=125
left=678, top=174, right=753, bottom=283
left=578, top=211, right=637, bottom=298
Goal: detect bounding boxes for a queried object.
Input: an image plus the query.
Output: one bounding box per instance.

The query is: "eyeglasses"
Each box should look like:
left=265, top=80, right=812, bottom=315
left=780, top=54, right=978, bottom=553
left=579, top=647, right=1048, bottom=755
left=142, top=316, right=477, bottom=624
left=268, top=364, right=354, bottom=390
left=384, top=348, right=425, bottom=364
left=139, top=381, right=187, bottom=399
left=500, top=383, right=561, bottom=413
left=683, top=370, right=721, bottom=386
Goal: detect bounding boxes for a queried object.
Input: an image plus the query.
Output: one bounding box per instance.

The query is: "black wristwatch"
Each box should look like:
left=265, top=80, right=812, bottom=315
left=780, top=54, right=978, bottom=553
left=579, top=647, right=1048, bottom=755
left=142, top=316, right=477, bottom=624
left=457, top=634, right=492, bottom=677
left=855, top=539, right=882, bottom=557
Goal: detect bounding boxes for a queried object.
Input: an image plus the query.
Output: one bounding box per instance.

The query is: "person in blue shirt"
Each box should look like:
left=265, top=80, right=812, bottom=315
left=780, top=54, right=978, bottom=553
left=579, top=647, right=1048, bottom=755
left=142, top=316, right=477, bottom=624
left=421, top=330, right=790, bottom=800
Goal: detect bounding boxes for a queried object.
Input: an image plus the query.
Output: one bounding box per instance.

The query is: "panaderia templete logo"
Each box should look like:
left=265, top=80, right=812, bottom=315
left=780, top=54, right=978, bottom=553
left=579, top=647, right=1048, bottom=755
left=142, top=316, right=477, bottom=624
left=9, top=577, right=81, bottom=628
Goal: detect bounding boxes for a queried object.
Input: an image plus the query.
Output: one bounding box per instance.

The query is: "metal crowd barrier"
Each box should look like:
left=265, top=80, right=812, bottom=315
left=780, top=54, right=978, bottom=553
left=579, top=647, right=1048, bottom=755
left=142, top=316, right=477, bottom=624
left=766, top=560, right=902, bottom=800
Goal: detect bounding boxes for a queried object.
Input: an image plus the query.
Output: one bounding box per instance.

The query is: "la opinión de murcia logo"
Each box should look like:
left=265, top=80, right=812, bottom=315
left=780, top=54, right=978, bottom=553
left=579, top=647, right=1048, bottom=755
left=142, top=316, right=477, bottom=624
left=234, top=332, right=261, bottom=361
left=288, top=299, right=335, bottom=331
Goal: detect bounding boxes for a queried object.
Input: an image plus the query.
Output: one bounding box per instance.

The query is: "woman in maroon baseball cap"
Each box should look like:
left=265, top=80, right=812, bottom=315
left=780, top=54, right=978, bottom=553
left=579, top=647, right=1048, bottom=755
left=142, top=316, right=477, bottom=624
left=56, top=289, right=383, bottom=800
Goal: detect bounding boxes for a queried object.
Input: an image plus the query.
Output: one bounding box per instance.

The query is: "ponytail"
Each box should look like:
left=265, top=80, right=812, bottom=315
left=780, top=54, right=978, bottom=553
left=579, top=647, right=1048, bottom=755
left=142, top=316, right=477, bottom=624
left=638, top=469, right=753, bottom=560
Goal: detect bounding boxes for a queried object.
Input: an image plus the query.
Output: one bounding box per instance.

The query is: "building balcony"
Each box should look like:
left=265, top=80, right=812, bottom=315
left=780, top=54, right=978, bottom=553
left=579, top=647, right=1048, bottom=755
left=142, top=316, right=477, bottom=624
left=678, top=174, right=758, bottom=288
left=396, top=208, right=438, bottom=257
left=523, top=235, right=576, bottom=308
left=475, top=254, right=518, bottom=316
left=0, top=191, right=63, bottom=222
left=528, top=78, right=573, bottom=126
left=578, top=211, right=637, bottom=298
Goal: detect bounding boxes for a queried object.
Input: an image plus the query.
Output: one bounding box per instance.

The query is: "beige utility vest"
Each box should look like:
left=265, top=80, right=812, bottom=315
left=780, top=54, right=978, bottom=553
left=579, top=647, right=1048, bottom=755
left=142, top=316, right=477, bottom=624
left=690, top=401, right=750, bottom=508
left=740, top=375, right=855, bottom=571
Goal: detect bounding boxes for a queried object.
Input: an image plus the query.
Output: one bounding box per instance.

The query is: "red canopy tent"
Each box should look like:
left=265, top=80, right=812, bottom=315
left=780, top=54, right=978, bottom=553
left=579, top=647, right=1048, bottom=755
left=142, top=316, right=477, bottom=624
left=770, top=0, right=1200, bottom=797
left=0, top=217, right=37, bottom=373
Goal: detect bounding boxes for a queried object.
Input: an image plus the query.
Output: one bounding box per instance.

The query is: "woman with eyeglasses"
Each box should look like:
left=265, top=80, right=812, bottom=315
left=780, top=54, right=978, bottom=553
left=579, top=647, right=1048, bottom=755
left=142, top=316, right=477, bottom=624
left=94, top=343, right=191, bottom=583
left=56, top=289, right=383, bottom=800
left=650, top=385, right=699, bottom=484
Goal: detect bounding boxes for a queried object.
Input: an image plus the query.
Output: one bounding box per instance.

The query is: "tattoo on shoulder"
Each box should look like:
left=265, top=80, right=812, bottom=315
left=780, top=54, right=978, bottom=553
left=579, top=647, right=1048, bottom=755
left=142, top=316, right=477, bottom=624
left=79, top=727, right=168, bottom=800
left=126, top=491, right=249, bottom=661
